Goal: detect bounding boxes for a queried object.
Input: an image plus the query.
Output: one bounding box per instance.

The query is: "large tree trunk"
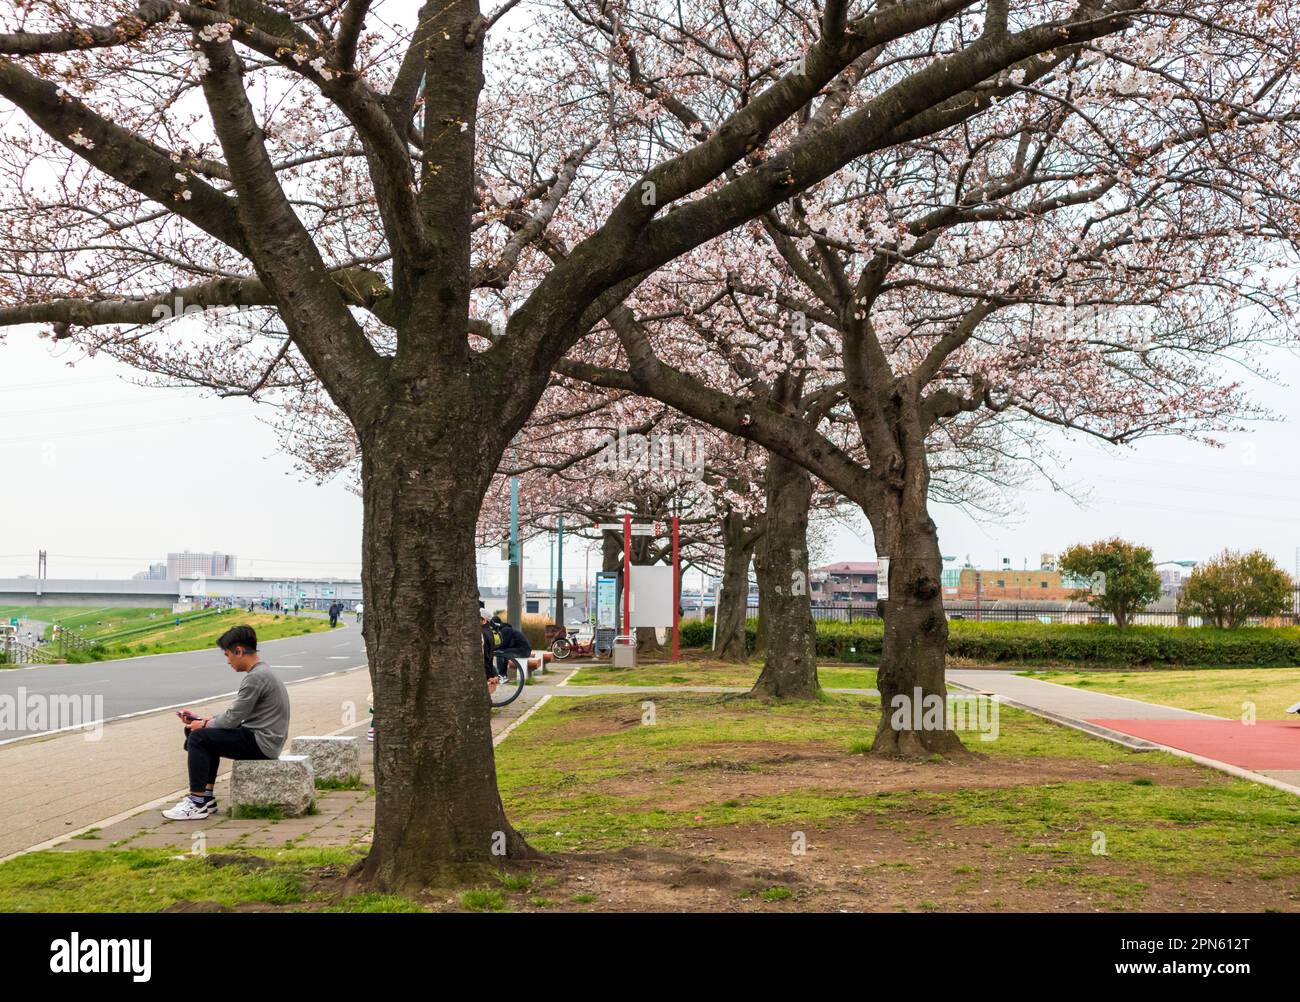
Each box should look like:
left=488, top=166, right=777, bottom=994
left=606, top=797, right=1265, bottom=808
left=714, top=511, right=755, bottom=662
left=750, top=454, right=819, bottom=699
left=357, top=409, right=533, bottom=891
left=870, top=509, right=965, bottom=757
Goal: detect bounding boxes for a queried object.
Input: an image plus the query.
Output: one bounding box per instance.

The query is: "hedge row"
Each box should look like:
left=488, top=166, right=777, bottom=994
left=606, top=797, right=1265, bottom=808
left=682, top=618, right=1300, bottom=667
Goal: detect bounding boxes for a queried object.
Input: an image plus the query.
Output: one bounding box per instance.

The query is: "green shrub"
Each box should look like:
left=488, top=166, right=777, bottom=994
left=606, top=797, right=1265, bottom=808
left=678, top=617, right=1300, bottom=667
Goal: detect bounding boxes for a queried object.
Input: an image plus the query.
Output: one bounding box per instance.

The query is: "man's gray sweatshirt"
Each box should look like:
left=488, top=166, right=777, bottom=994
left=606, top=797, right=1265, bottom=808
left=208, top=661, right=290, bottom=758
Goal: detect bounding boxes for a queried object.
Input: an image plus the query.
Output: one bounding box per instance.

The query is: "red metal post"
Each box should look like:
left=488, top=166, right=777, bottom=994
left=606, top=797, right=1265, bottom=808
left=623, top=514, right=631, bottom=638
left=672, top=516, right=680, bottom=661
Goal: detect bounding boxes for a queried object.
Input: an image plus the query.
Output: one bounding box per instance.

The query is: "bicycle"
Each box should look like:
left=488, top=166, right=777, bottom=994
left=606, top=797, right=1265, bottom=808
left=488, top=655, right=528, bottom=708
left=550, top=625, right=596, bottom=660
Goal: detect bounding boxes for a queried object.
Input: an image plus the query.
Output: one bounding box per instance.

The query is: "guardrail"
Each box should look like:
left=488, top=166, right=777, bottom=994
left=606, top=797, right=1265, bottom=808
left=1, top=636, right=56, bottom=665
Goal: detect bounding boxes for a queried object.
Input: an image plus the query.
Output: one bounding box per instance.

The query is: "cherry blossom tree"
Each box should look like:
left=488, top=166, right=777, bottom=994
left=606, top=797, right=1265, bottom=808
left=563, top=3, right=1300, bottom=751
left=0, top=0, right=1156, bottom=885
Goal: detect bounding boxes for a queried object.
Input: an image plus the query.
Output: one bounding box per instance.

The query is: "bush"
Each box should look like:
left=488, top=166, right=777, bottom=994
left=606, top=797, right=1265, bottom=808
left=677, top=617, right=1300, bottom=667
left=1059, top=538, right=1162, bottom=628
left=1178, top=549, right=1295, bottom=628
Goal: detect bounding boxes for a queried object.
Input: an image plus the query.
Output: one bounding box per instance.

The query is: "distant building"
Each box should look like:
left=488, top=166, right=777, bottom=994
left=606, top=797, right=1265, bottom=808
left=957, top=567, right=1089, bottom=602
left=811, top=561, right=880, bottom=604
left=1155, top=560, right=1198, bottom=598
left=133, top=562, right=168, bottom=581
left=167, top=552, right=238, bottom=579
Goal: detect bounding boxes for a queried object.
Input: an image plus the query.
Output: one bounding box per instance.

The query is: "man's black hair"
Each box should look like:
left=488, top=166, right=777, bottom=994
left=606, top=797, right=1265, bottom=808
left=217, top=625, right=258, bottom=652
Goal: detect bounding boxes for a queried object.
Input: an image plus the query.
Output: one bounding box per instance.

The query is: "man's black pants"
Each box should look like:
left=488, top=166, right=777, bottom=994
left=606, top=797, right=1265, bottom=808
left=184, top=726, right=269, bottom=792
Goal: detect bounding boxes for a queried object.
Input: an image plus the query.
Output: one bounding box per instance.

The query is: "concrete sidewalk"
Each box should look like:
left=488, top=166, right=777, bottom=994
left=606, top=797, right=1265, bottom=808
left=1, top=664, right=565, bottom=860
left=948, top=669, right=1300, bottom=796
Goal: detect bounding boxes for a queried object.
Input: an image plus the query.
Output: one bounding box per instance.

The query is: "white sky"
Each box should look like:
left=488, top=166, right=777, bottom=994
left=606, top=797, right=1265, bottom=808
left=2, top=327, right=1298, bottom=588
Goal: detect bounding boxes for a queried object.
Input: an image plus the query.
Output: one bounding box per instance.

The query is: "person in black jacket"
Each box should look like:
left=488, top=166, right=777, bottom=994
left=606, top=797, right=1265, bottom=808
left=481, top=612, right=499, bottom=690
left=490, top=615, right=532, bottom=678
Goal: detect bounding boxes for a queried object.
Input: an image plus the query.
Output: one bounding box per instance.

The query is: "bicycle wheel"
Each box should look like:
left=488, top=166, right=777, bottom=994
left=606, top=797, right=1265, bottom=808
left=551, top=638, right=572, bottom=660
left=489, top=659, right=527, bottom=708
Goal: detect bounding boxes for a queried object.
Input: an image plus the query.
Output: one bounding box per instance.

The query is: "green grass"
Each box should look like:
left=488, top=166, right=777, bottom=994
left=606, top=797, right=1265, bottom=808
left=0, top=848, right=357, bottom=912
left=460, top=888, right=507, bottom=911
left=491, top=689, right=1300, bottom=893
left=495, top=872, right=533, bottom=892
left=315, top=775, right=365, bottom=791
left=760, top=886, right=792, bottom=901
left=1022, top=666, right=1300, bottom=719
left=568, top=659, right=877, bottom=691
left=61, top=609, right=332, bottom=663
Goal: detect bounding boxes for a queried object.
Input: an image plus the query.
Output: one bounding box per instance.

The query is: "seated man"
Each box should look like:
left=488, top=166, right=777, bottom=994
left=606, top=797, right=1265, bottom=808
left=490, top=614, right=533, bottom=679
left=163, top=625, right=290, bottom=820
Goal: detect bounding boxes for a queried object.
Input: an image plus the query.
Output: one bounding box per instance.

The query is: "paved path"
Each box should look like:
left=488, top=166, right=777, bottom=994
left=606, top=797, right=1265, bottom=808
left=948, top=669, right=1300, bottom=794
left=0, top=662, right=566, bottom=861
left=0, top=621, right=365, bottom=742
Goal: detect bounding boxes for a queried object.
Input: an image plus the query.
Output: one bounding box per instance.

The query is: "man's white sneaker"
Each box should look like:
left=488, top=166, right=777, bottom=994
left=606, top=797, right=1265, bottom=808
left=162, top=796, right=216, bottom=820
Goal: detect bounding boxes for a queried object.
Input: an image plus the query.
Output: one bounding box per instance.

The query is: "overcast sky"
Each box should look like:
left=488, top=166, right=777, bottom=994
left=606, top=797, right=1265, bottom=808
left=3, top=326, right=1298, bottom=589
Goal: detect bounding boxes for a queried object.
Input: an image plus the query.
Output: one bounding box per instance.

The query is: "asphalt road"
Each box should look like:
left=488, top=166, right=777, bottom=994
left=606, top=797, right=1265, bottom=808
left=0, top=622, right=368, bottom=743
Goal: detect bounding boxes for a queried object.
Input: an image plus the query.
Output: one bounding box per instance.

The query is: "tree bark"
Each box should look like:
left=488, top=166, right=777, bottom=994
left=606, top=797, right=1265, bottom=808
left=870, top=509, right=966, bottom=757
left=715, top=511, right=756, bottom=662
left=357, top=405, right=534, bottom=891
left=750, top=454, right=819, bottom=698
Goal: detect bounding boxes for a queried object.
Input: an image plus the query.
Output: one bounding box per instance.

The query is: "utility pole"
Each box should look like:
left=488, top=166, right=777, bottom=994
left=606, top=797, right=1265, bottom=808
left=556, top=516, right=565, bottom=625
left=507, top=473, right=521, bottom=626
left=36, top=550, right=46, bottom=597
left=548, top=530, right=555, bottom=622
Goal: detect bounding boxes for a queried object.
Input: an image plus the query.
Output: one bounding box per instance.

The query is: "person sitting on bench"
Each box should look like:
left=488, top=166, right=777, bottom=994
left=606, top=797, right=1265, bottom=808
left=163, top=625, right=290, bottom=821
left=490, top=615, right=532, bottom=678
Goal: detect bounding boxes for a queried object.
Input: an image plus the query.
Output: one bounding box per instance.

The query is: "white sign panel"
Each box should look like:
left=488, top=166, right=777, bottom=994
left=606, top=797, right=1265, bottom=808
left=629, top=564, right=675, bottom=628
left=877, top=557, right=889, bottom=601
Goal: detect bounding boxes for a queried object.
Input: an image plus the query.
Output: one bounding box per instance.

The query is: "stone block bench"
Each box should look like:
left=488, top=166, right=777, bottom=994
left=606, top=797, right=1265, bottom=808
left=288, top=735, right=361, bottom=784
left=230, top=755, right=314, bottom=817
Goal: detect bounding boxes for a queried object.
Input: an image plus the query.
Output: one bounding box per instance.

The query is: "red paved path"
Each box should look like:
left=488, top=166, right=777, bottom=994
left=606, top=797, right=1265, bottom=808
left=1089, top=718, right=1300, bottom=771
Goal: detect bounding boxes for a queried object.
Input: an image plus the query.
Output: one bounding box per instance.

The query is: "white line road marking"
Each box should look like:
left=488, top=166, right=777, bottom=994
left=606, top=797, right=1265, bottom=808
left=0, top=663, right=369, bottom=747
left=327, top=656, right=349, bottom=659
left=269, top=665, right=303, bottom=669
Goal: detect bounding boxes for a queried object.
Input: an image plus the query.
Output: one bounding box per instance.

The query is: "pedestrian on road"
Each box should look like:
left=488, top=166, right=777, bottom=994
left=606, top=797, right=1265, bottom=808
left=328, top=603, right=339, bottom=628
left=163, top=625, right=290, bottom=821
left=355, top=602, right=364, bottom=624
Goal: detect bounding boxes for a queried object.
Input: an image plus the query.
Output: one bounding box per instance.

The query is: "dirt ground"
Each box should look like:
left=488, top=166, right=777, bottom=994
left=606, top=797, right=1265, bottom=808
left=161, top=744, right=1297, bottom=913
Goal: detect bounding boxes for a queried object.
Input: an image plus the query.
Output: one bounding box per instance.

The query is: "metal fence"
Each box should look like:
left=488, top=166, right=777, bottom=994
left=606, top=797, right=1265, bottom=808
left=745, top=601, right=1300, bottom=627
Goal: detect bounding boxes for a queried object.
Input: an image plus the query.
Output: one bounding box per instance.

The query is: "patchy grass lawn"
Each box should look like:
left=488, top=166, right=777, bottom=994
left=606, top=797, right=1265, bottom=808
left=488, top=692, right=1300, bottom=910
left=567, top=659, right=877, bottom=691
left=0, top=848, right=377, bottom=912
left=7, top=686, right=1298, bottom=913
left=1022, top=666, right=1300, bottom=719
